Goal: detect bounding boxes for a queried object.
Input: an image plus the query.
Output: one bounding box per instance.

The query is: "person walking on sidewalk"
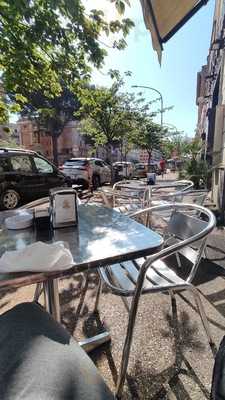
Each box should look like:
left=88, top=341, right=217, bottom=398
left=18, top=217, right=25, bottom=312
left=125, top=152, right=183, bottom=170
left=159, top=158, right=166, bottom=178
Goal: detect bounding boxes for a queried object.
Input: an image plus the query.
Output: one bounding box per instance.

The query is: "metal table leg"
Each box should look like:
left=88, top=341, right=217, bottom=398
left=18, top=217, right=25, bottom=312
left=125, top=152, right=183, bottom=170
left=43, top=277, right=111, bottom=352
left=79, top=332, right=111, bottom=352
left=43, top=278, right=61, bottom=323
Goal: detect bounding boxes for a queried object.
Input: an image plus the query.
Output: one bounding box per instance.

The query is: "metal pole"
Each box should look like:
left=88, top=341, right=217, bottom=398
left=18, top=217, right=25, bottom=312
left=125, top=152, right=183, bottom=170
left=160, top=95, right=163, bottom=127
left=43, top=278, right=61, bottom=322
left=132, top=85, right=164, bottom=127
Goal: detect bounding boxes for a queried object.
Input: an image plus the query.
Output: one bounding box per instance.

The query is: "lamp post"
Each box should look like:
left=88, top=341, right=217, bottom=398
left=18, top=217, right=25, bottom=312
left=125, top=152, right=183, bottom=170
left=132, top=85, right=164, bottom=127
left=163, top=123, right=184, bottom=137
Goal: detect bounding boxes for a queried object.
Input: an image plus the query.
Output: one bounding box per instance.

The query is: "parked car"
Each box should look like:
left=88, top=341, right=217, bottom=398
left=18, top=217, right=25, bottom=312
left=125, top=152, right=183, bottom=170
left=133, top=162, right=161, bottom=179
left=133, top=163, right=147, bottom=179
left=148, top=162, right=161, bottom=176
left=0, top=148, right=70, bottom=210
left=61, top=158, right=111, bottom=189
left=112, top=162, right=135, bottom=179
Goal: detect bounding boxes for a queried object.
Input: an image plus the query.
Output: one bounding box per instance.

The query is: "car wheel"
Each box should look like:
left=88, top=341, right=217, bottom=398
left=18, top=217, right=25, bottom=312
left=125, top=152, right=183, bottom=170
left=92, top=175, right=100, bottom=190
left=0, top=189, right=20, bottom=210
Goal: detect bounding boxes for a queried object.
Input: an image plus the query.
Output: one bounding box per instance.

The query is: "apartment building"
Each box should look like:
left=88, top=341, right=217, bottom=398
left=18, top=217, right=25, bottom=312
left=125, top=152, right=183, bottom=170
left=196, top=0, right=225, bottom=216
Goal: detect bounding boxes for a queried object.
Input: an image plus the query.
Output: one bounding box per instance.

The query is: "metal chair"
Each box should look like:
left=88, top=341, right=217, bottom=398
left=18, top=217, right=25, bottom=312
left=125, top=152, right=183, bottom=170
left=98, top=180, right=195, bottom=216
left=114, top=179, right=194, bottom=209
left=97, top=181, right=149, bottom=212
left=173, top=189, right=208, bottom=205
left=95, top=203, right=216, bottom=398
left=151, top=179, right=194, bottom=194
left=112, top=183, right=197, bottom=215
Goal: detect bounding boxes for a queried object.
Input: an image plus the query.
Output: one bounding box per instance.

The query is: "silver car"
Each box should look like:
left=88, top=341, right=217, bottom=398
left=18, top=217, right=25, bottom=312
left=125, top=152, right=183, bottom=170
left=61, top=158, right=111, bottom=189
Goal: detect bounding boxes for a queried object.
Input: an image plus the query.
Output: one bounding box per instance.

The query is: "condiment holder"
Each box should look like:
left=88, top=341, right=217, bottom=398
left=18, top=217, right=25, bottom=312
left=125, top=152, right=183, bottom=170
left=49, top=187, right=78, bottom=229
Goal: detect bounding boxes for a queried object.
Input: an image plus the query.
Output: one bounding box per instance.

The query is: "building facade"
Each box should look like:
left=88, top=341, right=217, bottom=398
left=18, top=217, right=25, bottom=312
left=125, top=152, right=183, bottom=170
left=18, top=117, right=162, bottom=166
left=18, top=119, right=90, bottom=164
left=196, top=0, right=225, bottom=216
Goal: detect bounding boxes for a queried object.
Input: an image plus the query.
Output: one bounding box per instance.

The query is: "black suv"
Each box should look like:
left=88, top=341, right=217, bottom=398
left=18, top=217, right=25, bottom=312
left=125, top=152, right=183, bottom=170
left=0, top=148, right=70, bottom=209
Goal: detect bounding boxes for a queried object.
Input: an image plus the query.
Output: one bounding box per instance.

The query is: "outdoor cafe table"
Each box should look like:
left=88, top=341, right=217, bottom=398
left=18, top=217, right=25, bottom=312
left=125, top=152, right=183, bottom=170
left=0, top=204, right=163, bottom=350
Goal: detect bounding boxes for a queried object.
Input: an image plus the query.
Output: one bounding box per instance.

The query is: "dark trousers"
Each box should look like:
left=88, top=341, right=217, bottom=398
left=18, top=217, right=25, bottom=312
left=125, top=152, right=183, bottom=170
left=0, top=302, right=114, bottom=400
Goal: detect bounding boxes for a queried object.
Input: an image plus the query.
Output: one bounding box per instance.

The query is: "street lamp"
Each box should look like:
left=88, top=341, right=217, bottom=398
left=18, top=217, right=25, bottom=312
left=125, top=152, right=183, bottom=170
left=163, top=123, right=184, bottom=136
left=163, top=123, right=178, bottom=131
left=132, top=85, right=164, bottom=127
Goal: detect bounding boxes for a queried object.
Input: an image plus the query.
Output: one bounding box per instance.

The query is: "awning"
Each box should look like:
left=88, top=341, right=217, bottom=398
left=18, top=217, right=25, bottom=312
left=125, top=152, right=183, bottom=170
left=140, top=0, right=209, bottom=63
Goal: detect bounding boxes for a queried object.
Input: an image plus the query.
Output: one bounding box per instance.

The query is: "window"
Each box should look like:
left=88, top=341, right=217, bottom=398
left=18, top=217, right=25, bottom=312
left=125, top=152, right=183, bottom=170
left=33, top=157, right=53, bottom=173
left=95, top=160, right=104, bottom=167
left=64, top=159, right=88, bottom=167
left=11, top=156, right=32, bottom=172
left=0, top=157, right=10, bottom=173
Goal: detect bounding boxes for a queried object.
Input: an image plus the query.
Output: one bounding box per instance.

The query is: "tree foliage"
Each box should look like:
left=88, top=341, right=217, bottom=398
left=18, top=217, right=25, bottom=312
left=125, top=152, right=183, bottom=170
left=78, top=73, right=152, bottom=162
left=0, top=126, right=17, bottom=147
left=0, top=0, right=134, bottom=119
left=132, top=119, right=164, bottom=163
left=20, top=86, right=80, bottom=163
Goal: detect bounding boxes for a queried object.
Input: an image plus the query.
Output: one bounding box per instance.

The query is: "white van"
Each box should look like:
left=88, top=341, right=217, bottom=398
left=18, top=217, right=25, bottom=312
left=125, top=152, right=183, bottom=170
left=113, top=162, right=134, bottom=179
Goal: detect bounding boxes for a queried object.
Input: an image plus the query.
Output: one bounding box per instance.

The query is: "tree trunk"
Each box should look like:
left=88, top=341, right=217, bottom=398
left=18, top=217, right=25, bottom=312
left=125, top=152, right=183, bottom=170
left=147, top=150, right=152, bottom=171
left=52, top=134, right=58, bottom=166
left=106, top=143, right=114, bottom=185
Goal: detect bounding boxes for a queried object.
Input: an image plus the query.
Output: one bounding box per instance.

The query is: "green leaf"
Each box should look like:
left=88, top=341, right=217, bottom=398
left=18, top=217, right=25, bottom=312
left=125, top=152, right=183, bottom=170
left=115, top=0, right=125, bottom=15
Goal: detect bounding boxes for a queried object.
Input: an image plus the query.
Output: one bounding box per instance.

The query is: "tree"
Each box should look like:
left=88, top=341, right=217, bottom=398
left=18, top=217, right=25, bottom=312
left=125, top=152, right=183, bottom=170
left=0, top=126, right=17, bottom=147
left=0, top=0, right=134, bottom=121
left=20, top=86, right=80, bottom=164
left=78, top=73, right=150, bottom=168
left=160, top=132, right=196, bottom=161
left=178, top=138, right=208, bottom=188
left=133, top=118, right=164, bottom=165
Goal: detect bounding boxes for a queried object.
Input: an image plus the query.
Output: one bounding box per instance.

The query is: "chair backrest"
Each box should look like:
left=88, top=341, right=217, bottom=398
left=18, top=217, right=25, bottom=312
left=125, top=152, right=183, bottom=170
left=148, top=180, right=193, bottom=203
left=130, top=203, right=216, bottom=285
left=174, top=190, right=208, bottom=206
left=100, top=203, right=215, bottom=299
left=177, top=180, right=194, bottom=191
left=151, top=180, right=193, bottom=193
left=112, top=180, right=147, bottom=208
left=168, top=210, right=208, bottom=240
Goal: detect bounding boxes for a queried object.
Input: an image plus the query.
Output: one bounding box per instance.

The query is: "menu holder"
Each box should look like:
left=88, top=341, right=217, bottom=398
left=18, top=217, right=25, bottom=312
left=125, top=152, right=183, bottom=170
left=49, top=187, right=78, bottom=229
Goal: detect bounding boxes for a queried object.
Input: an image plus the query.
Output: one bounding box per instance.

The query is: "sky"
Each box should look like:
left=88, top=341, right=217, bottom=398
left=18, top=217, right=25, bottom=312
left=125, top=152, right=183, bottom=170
left=88, top=0, right=215, bottom=137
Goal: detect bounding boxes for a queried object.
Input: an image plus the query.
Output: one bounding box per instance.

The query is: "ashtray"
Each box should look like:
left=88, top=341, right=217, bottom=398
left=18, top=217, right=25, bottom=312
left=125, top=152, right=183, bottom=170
left=5, top=212, right=33, bottom=230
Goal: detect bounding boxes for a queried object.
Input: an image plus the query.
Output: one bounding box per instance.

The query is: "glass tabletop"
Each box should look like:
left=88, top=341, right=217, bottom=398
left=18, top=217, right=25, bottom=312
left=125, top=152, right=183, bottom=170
left=0, top=204, right=163, bottom=288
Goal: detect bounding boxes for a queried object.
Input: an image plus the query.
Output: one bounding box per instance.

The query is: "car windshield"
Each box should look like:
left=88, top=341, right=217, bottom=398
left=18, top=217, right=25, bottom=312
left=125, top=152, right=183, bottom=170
left=64, top=159, right=88, bottom=167
left=136, top=164, right=145, bottom=169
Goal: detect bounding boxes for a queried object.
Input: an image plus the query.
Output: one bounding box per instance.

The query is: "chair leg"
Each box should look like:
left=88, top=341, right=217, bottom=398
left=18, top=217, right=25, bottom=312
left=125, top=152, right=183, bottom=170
left=116, top=292, right=142, bottom=398
left=170, top=291, right=183, bottom=371
left=203, top=245, right=209, bottom=260
left=94, top=277, right=102, bottom=313
left=190, top=287, right=216, bottom=355
left=175, top=252, right=182, bottom=268
left=170, top=290, right=176, bottom=320
left=33, top=283, right=43, bottom=302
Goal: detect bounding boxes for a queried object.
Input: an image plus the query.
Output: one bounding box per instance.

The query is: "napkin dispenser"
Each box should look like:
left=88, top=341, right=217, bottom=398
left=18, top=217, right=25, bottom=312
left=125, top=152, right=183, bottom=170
left=50, top=187, right=78, bottom=229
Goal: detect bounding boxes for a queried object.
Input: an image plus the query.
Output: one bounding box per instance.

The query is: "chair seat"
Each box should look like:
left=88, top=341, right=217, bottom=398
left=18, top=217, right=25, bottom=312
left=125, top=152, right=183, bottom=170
left=100, top=257, right=188, bottom=296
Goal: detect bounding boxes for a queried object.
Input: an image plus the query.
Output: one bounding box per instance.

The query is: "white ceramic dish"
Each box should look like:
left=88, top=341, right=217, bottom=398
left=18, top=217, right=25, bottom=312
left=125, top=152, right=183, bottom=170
left=5, top=213, right=33, bottom=230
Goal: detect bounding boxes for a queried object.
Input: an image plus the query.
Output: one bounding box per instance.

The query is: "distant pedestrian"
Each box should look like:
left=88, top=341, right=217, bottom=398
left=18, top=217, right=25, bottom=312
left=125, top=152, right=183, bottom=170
left=159, top=158, right=166, bottom=178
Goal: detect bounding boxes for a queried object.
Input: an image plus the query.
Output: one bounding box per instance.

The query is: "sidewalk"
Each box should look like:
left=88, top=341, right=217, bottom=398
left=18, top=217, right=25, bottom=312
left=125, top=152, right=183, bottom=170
left=156, top=170, right=179, bottom=183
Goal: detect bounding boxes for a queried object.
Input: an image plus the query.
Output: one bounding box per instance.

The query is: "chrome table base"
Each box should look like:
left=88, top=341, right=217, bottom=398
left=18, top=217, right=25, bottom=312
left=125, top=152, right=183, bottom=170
left=79, top=332, right=111, bottom=352
left=43, top=278, right=111, bottom=352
